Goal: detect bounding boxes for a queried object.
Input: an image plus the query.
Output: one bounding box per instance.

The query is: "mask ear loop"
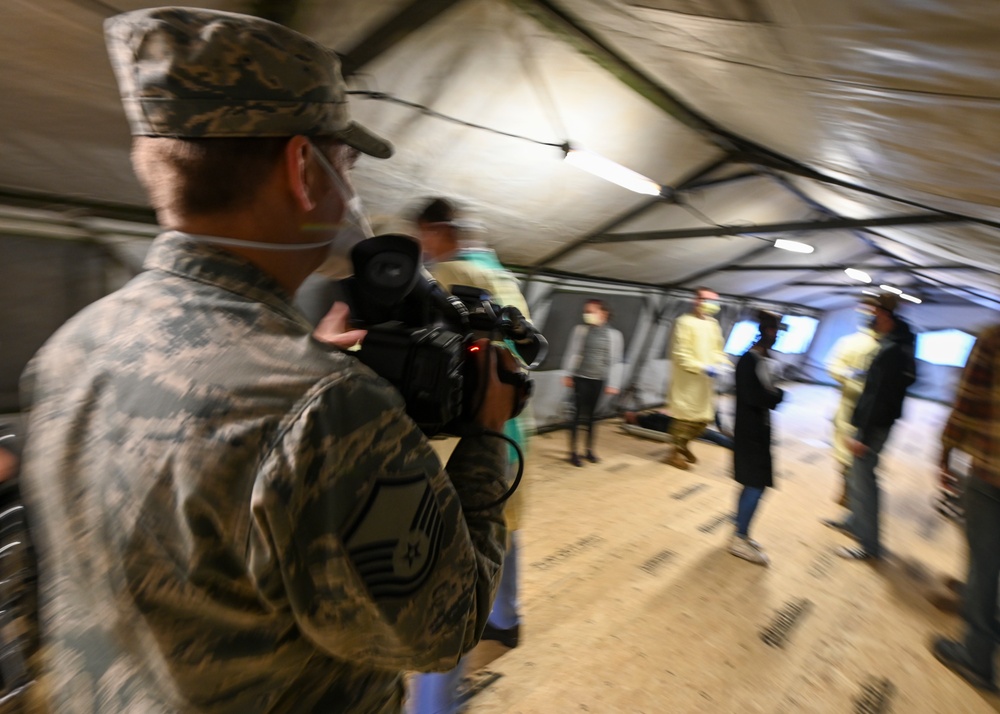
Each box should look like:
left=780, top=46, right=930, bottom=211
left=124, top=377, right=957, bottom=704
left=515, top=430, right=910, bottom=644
left=309, top=141, right=374, bottom=239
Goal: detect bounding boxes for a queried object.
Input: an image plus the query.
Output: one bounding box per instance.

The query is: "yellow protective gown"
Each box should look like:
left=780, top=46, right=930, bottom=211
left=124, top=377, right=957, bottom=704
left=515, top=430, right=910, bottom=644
left=668, top=313, right=727, bottom=423
left=825, top=329, right=880, bottom=467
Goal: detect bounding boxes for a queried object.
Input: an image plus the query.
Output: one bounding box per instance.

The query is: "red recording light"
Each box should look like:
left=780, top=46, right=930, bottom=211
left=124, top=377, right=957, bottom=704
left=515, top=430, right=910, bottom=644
left=469, top=345, right=481, bottom=353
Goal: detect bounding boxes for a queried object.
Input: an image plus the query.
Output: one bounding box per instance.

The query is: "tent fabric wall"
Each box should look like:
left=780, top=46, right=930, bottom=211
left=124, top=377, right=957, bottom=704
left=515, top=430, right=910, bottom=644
left=802, top=304, right=999, bottom=404
left=0, top=211, right=921, bottom=428
left=0, top=234, right=109, bottom=412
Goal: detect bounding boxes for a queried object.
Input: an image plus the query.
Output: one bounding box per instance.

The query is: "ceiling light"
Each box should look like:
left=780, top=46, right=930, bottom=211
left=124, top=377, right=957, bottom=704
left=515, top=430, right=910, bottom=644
left=879, top=284, right=903, bottom=294
left=900, top=293, right=922, bottom=304
left=563, top=147, right=662, bottom=196
left=773, top=238, right=814, bottom=254
left=861, top=289, right=880, bottom=296
left=844, top=268, right=872, bottom=283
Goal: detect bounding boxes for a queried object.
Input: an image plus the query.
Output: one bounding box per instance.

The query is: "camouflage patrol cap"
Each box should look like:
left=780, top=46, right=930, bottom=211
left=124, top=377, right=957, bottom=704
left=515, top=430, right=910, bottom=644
left=104, top=7, right=393, bottom=158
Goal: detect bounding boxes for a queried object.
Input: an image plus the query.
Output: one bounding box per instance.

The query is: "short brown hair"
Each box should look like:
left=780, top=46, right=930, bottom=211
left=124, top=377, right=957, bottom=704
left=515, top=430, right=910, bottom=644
left=132, top=137, right=289, bottom=218
left=132, top=136, right=342, bottom=220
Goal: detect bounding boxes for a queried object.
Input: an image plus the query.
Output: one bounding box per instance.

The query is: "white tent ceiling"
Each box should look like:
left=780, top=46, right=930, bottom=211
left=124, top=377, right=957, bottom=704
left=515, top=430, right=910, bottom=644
left=3, top=0, right=999, bottom=312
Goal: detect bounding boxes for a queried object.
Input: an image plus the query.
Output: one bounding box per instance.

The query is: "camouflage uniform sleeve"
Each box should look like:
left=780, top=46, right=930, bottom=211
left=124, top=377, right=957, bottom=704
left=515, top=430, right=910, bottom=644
left=249, top=367, right=508, bottom=671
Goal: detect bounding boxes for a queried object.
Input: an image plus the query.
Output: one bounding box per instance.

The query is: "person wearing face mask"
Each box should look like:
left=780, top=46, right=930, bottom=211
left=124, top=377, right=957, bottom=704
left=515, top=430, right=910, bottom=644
left=824, top=304, right=880, bottom=507
left=409, top=197, right=533, bottom=714
left=825, top=292, right=917, bottom=561
left=663, top=287, right=731, bottom=470
left=561, top=299, right=625, bottom=467
left=17, top=9, right=520, bottom=713
left=729, top=311, right=786, bottom=565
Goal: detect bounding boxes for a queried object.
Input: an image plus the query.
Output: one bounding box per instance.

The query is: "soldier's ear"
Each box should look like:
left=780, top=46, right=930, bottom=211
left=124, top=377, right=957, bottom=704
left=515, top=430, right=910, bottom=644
left=284, top=136, right=319, bottom=212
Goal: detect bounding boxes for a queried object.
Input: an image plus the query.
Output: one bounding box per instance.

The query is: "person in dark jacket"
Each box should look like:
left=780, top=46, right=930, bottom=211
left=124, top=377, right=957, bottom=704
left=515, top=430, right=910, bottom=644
left=827, top=291, right=917, bottom=561
left=729, top=311, right=785, bottom=566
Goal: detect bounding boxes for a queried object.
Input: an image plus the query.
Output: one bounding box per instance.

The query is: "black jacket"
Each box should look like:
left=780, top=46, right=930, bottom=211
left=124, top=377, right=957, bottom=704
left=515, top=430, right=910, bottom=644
left=851, top=315, right=917, bottom=444
left=734, top=349, right=784, bottom=489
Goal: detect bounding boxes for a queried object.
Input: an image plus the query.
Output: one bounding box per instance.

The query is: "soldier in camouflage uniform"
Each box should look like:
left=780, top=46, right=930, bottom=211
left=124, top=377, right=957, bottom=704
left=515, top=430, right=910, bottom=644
left=18, top=8, right=518, bottom=713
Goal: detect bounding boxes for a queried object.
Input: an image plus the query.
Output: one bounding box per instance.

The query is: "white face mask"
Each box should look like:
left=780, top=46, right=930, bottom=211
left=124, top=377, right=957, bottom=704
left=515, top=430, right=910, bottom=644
left=582, top=312, right=601, bottom=326
left=174, top=141, right=372, bottom=280
left=309, top=145, right=373, bottom=279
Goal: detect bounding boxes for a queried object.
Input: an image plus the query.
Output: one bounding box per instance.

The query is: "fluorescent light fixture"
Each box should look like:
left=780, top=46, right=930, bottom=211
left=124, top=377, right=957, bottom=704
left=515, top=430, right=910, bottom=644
left=773, top=238, right=815, bottom=254
left=844, top=268, right=871, bottom=283
left=900, top=293, right=922, bottom=304
left=563, top=148, right=662, bottom=196
left=862, top=289, right=880, bottom=296
left=879, top=284, right=903, bottom=294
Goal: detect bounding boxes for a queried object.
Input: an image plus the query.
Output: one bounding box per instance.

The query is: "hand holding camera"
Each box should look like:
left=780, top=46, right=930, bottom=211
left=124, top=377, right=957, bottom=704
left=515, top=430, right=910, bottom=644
left=340, top=234, right=545, bottom=437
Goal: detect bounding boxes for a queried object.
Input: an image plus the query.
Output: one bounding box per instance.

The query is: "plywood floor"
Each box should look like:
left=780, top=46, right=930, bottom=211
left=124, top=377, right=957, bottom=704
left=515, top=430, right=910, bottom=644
left=433, top=384, right=998, bottom=714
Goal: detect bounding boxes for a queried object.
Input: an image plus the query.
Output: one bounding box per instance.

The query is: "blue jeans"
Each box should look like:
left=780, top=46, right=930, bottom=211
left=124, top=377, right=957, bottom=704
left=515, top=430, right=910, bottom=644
left=960, top=474, right=1000, bottom=680
left=409, top=533, right=521, bottom=713
left=844, top=426, right=892, bottom=557
left=735, top=486, right=764, bottom=537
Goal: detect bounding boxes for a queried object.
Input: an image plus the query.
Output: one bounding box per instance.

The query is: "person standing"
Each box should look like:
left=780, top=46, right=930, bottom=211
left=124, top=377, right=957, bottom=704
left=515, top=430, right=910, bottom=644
left=825, top=305, right=880, bottom=506
left=663, top=287, right=730, bottom=470
left=827, top=292, right=917, bottom=561
left=931, top=324, right=1000, bottom=692
left=18, top=10, right=519, bottom=712
left=729, top=311, right=785, bottom=566
left=411, top=198, right=533, bottom=714
left=561, top=299, right=624, bottom=467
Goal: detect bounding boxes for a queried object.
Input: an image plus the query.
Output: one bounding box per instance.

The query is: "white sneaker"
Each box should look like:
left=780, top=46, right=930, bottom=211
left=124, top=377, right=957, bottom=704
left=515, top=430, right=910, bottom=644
left=729, top=535, right=770, bottom=566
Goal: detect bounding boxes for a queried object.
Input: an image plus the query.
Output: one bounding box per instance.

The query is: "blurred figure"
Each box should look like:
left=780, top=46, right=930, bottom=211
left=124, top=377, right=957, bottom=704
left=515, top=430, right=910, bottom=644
left=825, top=303, right=879, bottom=506
left=931, top=324, right=1000, bottom=692
left=663, top=287, right=730, bottom=470
left=827, top=292, right=917, bottom=561
left=622, top=410, right=734, bottom=450
left=18, top=10, right=518, bottom=712
left=729, top=311, right=785, bottom=566
left=411, top=197, right=532, bottom=714
left=0, top=423, right=17, bottom=484
left=561, top=299, right=624, bottom=466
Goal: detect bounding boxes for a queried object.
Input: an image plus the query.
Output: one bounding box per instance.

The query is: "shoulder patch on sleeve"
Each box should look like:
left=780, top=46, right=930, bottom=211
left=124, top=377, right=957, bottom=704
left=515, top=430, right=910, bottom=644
left=342, top=474, right=444, bottom=601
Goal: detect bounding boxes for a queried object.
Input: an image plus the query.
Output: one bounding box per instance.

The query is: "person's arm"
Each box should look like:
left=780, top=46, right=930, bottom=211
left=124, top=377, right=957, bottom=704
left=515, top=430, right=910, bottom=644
left=672, top=319, right=706, bottom=374
left=606, top=328, right=624, bottom=393
left=738, top=354, right=784, bottom=410
left=825, top=337, right=853, bottom=388
left=854, top=344, right=915, bottom=445
left=712, top=322, right=730, bottom=372
left=251, top=353, right=514, bottom=672
left=941, top=329, right=993, bottom=472
left=562, top=325, right=585, bottom=386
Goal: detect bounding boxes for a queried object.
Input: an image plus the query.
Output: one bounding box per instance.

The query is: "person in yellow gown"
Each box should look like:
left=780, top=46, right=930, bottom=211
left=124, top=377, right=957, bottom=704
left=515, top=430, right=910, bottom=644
left=663, top=287, right=731, bottom=470
left=824, top=305, right=879, bottom=506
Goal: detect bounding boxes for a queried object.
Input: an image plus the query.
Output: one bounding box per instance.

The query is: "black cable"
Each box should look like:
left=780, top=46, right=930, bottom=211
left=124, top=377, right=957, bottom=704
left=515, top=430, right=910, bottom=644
left=463, top=428, right=524, bottom=513
left=346, top=90, right=565, bottom=149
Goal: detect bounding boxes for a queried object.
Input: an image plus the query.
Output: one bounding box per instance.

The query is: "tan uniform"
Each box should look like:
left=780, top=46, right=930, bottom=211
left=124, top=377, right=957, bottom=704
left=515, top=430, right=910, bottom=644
left=19, top=233, right=508, bottom=713
left=825, top=329, right=879, bottom=468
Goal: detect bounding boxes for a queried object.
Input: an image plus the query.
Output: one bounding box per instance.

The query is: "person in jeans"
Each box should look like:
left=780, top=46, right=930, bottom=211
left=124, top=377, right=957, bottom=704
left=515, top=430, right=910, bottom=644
left=825, top=304, right=879, bottom=506
left=729, top=311, right=785, bottom=566
left=562, top=299, right=623, bottom=466
left=825, top=292, right=917, bottom=561
left=930, top=324, right=1000, bottom=692
left=410, top=197, right=533, bottom=714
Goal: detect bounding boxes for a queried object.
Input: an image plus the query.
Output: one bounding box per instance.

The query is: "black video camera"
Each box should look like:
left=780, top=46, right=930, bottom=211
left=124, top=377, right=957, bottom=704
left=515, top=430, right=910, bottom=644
left=341, top=234, right=547, bottom=437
